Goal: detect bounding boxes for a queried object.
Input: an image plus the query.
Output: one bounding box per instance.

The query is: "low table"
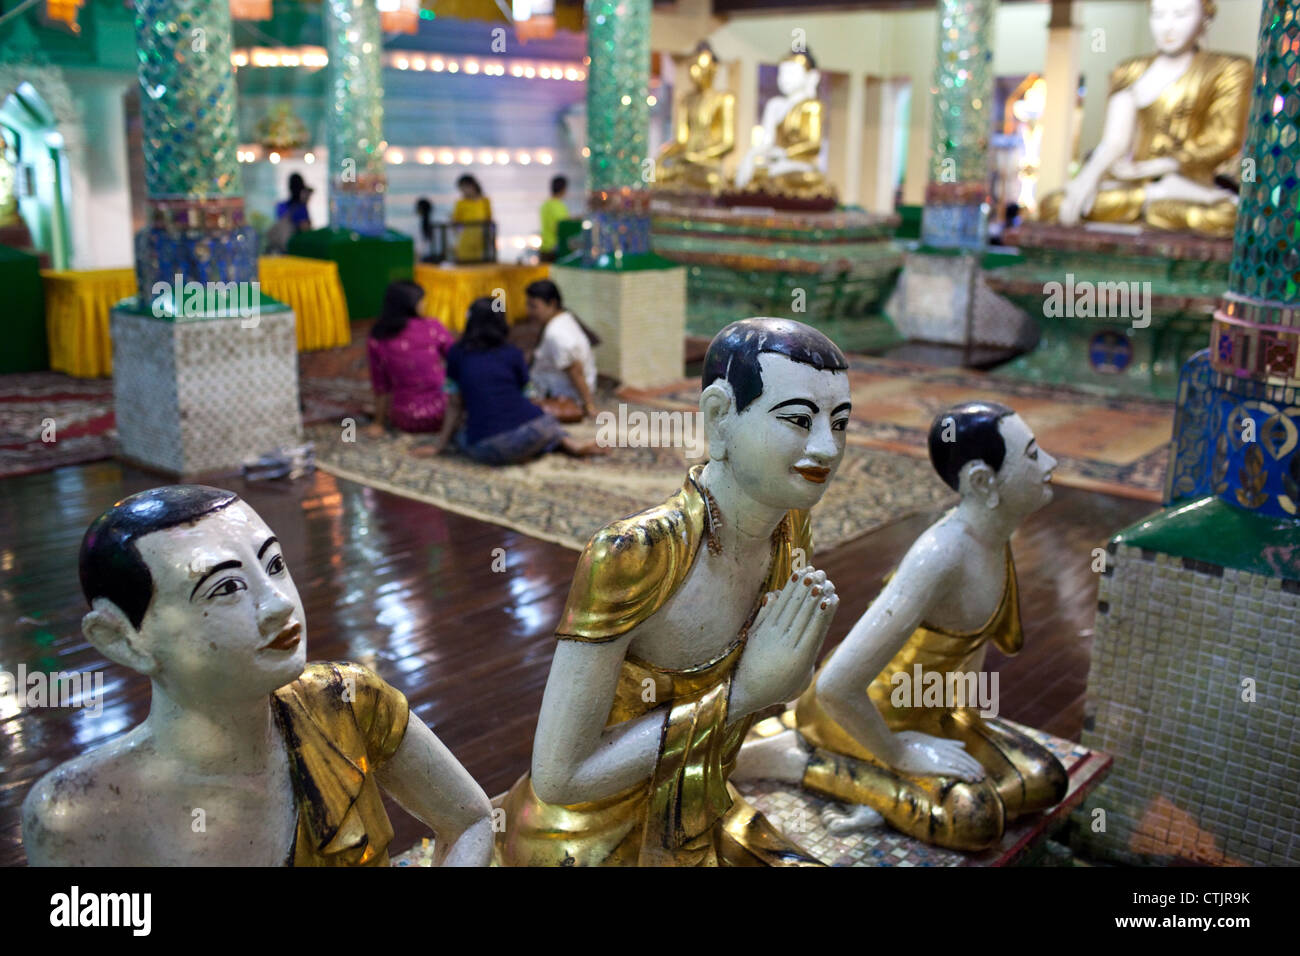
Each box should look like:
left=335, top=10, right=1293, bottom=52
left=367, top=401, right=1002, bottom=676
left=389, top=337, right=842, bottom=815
left=412, top=262, right=550, bottom=332
left=42, top=257, right=351, bottom=378
left=392, top=719, right=1111, bottom=867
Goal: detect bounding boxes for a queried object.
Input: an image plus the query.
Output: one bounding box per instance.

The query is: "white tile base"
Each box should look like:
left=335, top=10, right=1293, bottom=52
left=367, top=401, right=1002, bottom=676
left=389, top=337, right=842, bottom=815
left=111, top=307, right=303, bottom=476
left=551, top=265, right=687, bottom=388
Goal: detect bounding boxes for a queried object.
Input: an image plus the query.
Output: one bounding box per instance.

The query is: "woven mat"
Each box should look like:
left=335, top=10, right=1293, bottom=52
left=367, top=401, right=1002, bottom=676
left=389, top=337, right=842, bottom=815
left=307, top=398, right=955, bottom=554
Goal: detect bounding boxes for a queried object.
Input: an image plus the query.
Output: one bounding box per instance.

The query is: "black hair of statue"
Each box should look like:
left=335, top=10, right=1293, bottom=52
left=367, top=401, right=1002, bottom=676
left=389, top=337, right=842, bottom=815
left=80, top=486, right=240, bottom=630
left=701, top=317, right=848, bottom=413
left=927, top=401, right=1016, bottom=491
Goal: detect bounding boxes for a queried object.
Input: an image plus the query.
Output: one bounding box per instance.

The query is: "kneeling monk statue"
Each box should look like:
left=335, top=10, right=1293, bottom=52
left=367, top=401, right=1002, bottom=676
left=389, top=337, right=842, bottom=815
left=733, top=402, right=1069, bottom=852
left=495, top=318, right=852, bottom=866
left=23, top=486, right=495, bottom=866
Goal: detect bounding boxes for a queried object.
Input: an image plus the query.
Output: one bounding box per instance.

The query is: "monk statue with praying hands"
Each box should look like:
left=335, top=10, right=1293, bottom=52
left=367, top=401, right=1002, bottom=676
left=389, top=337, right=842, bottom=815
left=22, top=486, right=495, bottom=866
left=494, top=318, right=852, bottom=866
left=733, top=402, right=1070, bottom=852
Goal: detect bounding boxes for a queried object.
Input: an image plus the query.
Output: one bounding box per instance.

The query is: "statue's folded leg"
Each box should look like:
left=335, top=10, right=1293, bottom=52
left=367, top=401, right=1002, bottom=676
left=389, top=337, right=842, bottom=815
left=801, top=746, right=1004, bottom=851
left=1145, top=198, right=1237, bottom=237
left=941, top=710, right=1069, bottom=820
left=1036, top=185, right=1147, bottom=224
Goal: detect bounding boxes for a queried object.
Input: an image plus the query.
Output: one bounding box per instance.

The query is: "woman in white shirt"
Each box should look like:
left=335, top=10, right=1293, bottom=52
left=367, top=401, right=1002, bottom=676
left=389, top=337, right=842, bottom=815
left=525, top=279, right=598, bottom=419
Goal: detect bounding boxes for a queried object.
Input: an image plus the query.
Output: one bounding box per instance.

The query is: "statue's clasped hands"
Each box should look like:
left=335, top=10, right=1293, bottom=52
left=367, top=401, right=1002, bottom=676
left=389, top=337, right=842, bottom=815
left=732, top=567, right=838, bottom=716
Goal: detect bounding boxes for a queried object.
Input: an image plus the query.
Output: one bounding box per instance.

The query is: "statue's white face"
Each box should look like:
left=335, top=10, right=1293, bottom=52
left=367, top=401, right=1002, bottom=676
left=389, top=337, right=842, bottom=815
left=723, top=353, right=851, bottom=513
left=1149, top=0, right=1206, bottom=56
left=990, top=413, right=1057, bottom=517
left=134, top=501, right=307, bottom=703
left=777, top=58, right=811, bottom=96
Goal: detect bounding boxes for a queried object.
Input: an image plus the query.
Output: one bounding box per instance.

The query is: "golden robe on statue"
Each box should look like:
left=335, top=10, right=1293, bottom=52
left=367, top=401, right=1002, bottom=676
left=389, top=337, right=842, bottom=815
left=273, top=661, right=410, bottom=867
left=791, top=548, right=1068, bottom=851
left=1038, top=51, right=1251, bottom=236
left=495, top=465, right=823, bottom=866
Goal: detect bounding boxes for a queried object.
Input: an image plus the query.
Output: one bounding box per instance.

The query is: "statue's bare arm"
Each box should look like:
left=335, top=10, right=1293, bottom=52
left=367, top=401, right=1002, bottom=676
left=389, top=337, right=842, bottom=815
left=529, top=633, right=666, bottom=806
left=376, top=715, right=496, bottom=866
left=816, top=538, right=984, bottom=780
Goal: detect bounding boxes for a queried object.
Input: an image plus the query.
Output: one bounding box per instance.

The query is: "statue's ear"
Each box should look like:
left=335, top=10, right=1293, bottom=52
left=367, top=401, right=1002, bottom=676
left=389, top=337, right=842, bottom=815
left=700, top=380, right=735, bottom=462
left=806, top=68, right=821, bottom=89
left=83, top=598, right=158, bottom=676
left=961, top=461, right=1000, bottom=509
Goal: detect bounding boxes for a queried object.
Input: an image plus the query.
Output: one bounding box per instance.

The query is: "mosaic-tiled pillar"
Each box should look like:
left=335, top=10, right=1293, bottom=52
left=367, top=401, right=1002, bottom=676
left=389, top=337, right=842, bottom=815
left=585, top=0, right=649, bottom=193
left=1078, top=1, right=1300, bottom=866
left=1165, top=0, right=1300, bottom=515
left=581, top=0, right=652, bottom=262
left=324, top=0, right=387, bottom=235
left=115, top=0, right=301, bottom=476
left=921, top=0, right=996, bottom=250
left=132, top=0, right=258, bottom=303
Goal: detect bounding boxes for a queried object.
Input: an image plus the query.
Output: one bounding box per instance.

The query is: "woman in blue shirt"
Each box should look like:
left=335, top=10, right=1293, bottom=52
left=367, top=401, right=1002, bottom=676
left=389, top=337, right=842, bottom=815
left=429, top=297, right=602, bottom=465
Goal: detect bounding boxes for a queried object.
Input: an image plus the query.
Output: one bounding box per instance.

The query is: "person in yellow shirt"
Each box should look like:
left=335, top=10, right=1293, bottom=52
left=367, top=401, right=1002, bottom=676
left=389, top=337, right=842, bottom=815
left=538, top=175, right=569, bottom=263
left=452, top=174, right=493, bottom=263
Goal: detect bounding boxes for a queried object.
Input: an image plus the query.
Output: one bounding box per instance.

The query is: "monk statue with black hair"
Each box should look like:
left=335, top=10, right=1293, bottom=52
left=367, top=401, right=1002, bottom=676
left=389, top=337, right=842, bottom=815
left=22, top=486, right=494, bottom=866
left=733, top=401, right=1069, bottom=852
left=495, top=317, right=852, bottom=866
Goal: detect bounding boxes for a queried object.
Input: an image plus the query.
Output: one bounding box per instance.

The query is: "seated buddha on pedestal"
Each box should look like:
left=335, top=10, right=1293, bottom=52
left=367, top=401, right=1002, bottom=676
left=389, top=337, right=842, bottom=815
left=655, top=42, right=736, bottom=193
left=1038, top=0, right=1250, bottom=237
left=731, top=49, right=836, bottom=206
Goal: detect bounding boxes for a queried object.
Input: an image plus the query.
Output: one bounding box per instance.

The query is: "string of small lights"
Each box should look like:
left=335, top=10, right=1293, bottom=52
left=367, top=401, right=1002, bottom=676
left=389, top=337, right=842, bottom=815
left=231, top=46, right=587, bottom=81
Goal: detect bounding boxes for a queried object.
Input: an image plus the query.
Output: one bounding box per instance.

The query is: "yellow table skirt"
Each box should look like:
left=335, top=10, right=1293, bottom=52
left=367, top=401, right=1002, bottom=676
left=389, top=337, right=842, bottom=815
left=413, top=263, right=550, bottom=333
left=259, top=255, right=351, bottom=352
left=43, top=268, right=137, bottom=378
left=42, top=256, right=351, bottom=378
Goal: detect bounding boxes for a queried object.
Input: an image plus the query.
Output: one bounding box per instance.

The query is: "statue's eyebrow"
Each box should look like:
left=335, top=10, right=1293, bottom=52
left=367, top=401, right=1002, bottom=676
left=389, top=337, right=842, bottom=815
left=768, top=398, right=819, bottom=413
left=832, top=402, right=852, bottom=416
left=257, top=536, right=279, bottom=559
left=190, top=560, right=242, bottom=600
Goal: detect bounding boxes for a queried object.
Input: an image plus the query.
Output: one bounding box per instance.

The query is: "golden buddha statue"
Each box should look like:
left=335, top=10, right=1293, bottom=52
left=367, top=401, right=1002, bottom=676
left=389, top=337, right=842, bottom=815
left=733, top=403, right=1069, bottom=852
left=732, top=50, right=836, bottom=201
left=1038, top=0, right=1251, bottom=236
left=655, top=41, right=736, bottom=192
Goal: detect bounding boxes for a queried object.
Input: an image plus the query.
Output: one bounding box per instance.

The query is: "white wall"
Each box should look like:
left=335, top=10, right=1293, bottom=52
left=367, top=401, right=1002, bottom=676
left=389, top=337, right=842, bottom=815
left=63, top=71, right=134, bottom=269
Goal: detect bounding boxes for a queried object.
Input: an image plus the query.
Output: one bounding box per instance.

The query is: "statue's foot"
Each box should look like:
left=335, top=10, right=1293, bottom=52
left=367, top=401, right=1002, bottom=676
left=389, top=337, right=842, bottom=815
left=821, top=802, right=885, bottom=835
left=733, top=727, right=809, bottom=784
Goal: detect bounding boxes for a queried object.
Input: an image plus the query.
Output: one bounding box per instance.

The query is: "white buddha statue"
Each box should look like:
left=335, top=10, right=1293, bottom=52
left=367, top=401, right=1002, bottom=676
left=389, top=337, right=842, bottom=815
left=1039, top=0, right=1251, bottom=236
left=732, top=49, right=835, bottom=200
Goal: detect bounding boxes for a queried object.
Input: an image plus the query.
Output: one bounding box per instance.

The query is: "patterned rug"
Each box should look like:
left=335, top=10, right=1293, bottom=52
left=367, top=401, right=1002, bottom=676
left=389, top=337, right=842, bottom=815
left=0, top=374, right=117, bottom=479
left=623, top=356, right=1174, bottom=502
left=0, top=370, right=372, bottom=480
left=306, top=398, right=956, bottom=554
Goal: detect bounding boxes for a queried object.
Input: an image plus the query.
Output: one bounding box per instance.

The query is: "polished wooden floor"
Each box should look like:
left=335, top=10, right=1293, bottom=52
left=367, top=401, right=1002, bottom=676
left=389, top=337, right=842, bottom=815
left=0, top=459, right=1152, bottom=866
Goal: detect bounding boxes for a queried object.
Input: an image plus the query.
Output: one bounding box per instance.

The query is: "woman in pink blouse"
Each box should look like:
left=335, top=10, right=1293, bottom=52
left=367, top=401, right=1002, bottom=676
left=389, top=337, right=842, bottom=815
left=366, top=280, right=456, bottom=438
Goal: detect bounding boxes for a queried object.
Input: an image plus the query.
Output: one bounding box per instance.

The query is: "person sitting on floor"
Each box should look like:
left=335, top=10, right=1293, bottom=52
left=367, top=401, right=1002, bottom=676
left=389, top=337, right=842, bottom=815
left=366, top=280, right=456, bottom=439
left=430, top=297, right=602, bottom=465
left=525, top=279, right=598, bottom=421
